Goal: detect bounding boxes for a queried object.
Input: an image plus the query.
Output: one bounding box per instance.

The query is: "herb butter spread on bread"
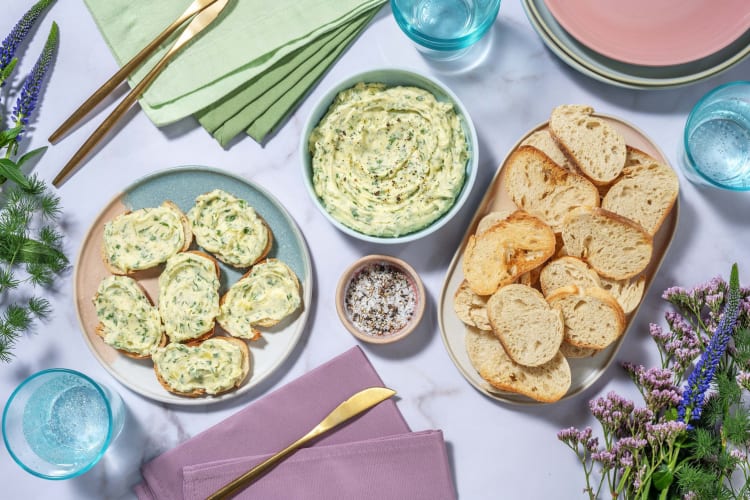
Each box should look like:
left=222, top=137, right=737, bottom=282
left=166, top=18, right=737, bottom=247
left=93, top=275, right=165, bottom=358
left=188, top=189, right=272, bottom=268
left=102, top=201, right=191, bottom=274
left=158, top=251, right=220, bottom=343
left=218, top=259, right=301, bottom=340
left=152, top=337, right=249, bottom=396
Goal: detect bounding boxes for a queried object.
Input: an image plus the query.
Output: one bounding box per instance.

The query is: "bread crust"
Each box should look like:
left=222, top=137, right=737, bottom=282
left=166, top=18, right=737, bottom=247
left=547, top=285, right=626, bottom=350
left=153, top=337, right=250, bottom=397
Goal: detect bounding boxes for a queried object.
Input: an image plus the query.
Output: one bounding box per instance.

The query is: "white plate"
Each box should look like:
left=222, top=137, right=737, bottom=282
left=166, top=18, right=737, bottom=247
left=74, top=167, right=313, bottom=405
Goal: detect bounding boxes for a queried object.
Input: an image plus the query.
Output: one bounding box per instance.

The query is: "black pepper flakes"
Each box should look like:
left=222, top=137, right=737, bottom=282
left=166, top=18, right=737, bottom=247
left=344, top=263, right=416, bottom=336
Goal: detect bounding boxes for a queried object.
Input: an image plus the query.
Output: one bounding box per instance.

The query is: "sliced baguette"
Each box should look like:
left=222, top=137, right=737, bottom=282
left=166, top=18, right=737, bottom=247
left=93, top=275, right=166, bottom=359
left=599, top=275, right=646, bottom=315
left=476, top=210, right=513, bottom=235
left=520, top=129, right=574, bottom=171
left=602, top=159, right=679, bottom=235
left=158, top=250, right=221, bottom=343
left=487, top=284, right=564, bottom=367
left=539, top=256, right=601, bottom=297
left=561, top=206, right=653, bottom=280
left=152, top=337, right=250, bottom=397
left=463, top=211, right=556, bottom=295
left=465, top=327, right=571, bottom=403
left=453, top=280, right=491, bottom=331
left=559, top=341, right=599, bottom=359
left=102, top=200, right=192, bottom=275
left=547, top=285, right=626, bottom=350
left=549, top=104, right=626, bottom=185
left=504, top=146, right=599, bottom=232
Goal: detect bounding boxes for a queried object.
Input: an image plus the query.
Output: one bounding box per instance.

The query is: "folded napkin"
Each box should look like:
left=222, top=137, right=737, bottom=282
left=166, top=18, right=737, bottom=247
left=134, top=347, right=456, bottom=500
left=84, top=0, right=385, bottom=143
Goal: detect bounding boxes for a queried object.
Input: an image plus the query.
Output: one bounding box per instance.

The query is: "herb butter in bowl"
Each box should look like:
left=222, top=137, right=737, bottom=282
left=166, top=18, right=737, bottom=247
left=301, top=68, right=478, bottom=244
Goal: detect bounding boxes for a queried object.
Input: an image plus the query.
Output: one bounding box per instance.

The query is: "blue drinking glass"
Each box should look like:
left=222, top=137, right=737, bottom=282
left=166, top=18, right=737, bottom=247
left=683, top=81, right=750, bottom=191
left=2, top=368, right=125, bottom=479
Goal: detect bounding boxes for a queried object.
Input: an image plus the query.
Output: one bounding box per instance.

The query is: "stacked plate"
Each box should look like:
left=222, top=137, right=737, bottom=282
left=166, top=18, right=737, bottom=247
left=522, top=0, right=750, bottom=89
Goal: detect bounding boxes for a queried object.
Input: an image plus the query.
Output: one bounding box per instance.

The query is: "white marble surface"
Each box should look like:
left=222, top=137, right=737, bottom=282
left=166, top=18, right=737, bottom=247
left=2, top=1, right=750, bottom=498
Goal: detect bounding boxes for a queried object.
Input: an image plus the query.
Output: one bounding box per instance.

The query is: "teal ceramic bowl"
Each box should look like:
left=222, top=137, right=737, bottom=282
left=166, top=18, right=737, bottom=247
left=301, top=68, right=478, bottom=244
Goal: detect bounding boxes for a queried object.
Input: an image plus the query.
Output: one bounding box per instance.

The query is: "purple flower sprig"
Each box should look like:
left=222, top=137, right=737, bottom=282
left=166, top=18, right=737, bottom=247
left=10, top=22, right=57, bottom=148
left=0, top=0, right=55, bottom=87
left=677, top=264, right=742, bottom=426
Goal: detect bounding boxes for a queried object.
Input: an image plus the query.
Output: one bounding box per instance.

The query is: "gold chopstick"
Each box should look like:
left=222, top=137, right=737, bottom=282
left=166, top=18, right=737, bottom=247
left=49, top=0, right=219, bottom=144
left=51, top=0, right=230, bottom=187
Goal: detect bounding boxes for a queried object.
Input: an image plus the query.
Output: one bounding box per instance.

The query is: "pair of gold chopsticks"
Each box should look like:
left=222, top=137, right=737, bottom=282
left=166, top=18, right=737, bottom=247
left=50, top=0, right=230, bottom=187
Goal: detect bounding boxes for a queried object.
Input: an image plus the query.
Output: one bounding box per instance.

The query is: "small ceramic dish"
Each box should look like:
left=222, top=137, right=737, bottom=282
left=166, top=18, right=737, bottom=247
left=336, top=255, right=425, bottom=344
left=301, top=67, right=478, bottom=244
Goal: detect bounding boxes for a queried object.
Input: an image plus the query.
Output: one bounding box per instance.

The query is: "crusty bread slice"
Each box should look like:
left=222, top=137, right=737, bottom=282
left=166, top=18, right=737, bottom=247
left=520, top=130, right=574, bottom=171
left=476, top=210, right=513, bottom=235
left=93, top=275, right=166, bottom=359
left=453, top=280, right=491, bottom=331
left=559, top=341, right=598, bottom=359
left=158, top=250, right=221, bottom=343
left=547, top=285, right=626, bottom=349
left=465, top=327, right=571, bottom=403
left=625, top=145, right=657, bottom=167
left=463, top=211, right=556, bottom=295
left=152, top=337, right=250, bottom=397
left=549, top=104, right=626, bottom=185
left=599, top=275, right=646, bottom=315
left=602, top=159, right=679, bottom=235
left=539, top=256, right=601, bottom=297
left=102, top=200, right=192, bottom=275
left=218, top=259, right=302, bottom=340
left=487, top=284, right=564, bottom=367
left=504, top=146, right=599, bottom=232
left=561, top=206, right=653, bottom=280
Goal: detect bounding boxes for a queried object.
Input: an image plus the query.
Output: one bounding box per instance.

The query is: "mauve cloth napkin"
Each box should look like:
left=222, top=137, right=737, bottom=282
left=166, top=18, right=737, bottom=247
left=134, top=347, right=456, bottom=500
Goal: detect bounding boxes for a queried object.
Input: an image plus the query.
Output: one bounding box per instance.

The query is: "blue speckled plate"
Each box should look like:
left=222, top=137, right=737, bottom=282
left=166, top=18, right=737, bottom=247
left=74, top=166, right=312, bottom=405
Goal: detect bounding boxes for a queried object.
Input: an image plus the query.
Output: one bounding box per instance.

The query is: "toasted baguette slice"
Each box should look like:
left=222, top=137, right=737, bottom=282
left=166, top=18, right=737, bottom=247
left=188, top=189, right=273, bottom=269
left=487, top=284, right=564, bottom=367
left=561, top=206, right=653, bottom=280
left=602, top=159, right=679, bottom=235
left=547, top=285, right=625, bottom=349
left=476, top=210, right=513, bottom=235
left=559, top=341, right=599, bottom=359
left=93, top=275, right=166, bottom=359
left=504, top=146, right=599, bottom=232
left=152, top=337, right=250, bottom=397
left=625, top=145, right=657, bottom=167
left=453, top=280, right=491, bottom=331
left=465, top=327, right=571, bottom=403
left=102, top=200, right=192, bottom=275
left=218, top=259, right=302, bottom=340
left=463, top=211, right=556, bottom=295
left=549, top=105, right=626, bottom=185
left=599, top=275, right=646, bottom=315
left=520, top=129, right=574, bottom=171
left=539, top=256, right=601, bottom=297
left=158, top=251, right=220, bottom=343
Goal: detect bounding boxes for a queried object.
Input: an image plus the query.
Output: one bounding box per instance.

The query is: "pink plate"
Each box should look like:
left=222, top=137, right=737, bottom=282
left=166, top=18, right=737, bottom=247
left=544, top=0, right=750, bottom=66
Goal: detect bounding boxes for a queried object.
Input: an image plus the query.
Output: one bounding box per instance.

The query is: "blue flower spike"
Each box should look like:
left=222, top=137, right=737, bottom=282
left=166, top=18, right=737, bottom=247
left=0, top=0, right=55, bottom=86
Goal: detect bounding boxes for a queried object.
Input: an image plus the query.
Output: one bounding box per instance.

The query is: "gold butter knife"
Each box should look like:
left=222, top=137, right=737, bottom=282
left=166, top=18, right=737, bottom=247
left=206, top=386, right=397, bottom=500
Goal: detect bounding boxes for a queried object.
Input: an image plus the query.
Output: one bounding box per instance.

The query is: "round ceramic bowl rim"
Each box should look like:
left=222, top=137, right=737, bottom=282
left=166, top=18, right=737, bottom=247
left=335, top=254, right=426, bottom=344
left=390, top=0, right=501, bottom=51
left=2, top=368, right=115, bottom=480
left=683, top=80, right=750, bottom=191
left=300, top=67, right=479, bottom=244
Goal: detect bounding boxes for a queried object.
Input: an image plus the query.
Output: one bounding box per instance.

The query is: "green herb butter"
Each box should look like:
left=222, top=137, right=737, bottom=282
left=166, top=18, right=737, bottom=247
left=152, top=339, right=244, bottom=394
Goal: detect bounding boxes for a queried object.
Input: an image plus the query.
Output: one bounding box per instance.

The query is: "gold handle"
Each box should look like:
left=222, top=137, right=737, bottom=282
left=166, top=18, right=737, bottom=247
left=48, top=0, right=216, bottom=144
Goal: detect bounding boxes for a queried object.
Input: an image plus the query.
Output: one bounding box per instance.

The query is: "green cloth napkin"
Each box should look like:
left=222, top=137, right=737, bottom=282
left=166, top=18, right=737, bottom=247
left=83, top=0, right=385, bottom=127
left=196, top=6, right=379, bottom=145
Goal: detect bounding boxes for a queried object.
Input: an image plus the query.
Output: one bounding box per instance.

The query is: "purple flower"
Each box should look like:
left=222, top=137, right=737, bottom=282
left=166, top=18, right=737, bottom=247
left=677, top=264, right=742, bottom=426
left=623, top=363, right=681, bottom=413
left=11, top=22, right=57, bottom=141
left=0, top=0, right=54, bottom=76
left=590, top=392, right=635, bottom=433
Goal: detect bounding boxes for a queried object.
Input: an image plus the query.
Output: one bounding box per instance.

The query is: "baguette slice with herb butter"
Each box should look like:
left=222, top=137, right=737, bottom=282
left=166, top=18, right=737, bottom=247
left=93, top=275, right=166, bottom=359
left=152, top=337, right=250, bottom=397
left=188, top=189, right=273, bottom=268
left=218, top=258, right=302, bottom=340
left=158, top=251, right=221, bottom=343
left=102, top=201, right=191, bottom=275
